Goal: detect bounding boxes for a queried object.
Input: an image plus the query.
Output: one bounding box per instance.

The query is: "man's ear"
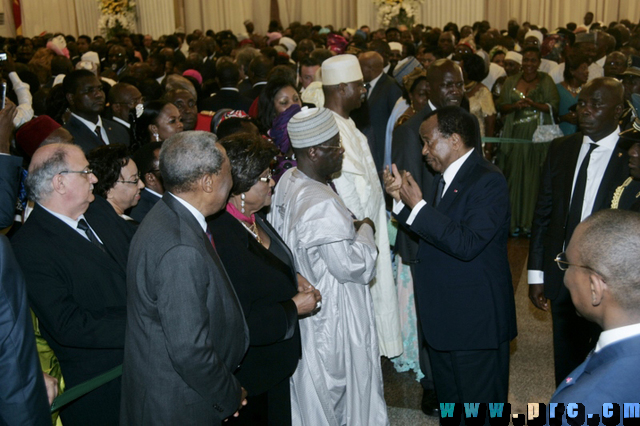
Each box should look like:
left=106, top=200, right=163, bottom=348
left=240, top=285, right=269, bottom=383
left=52, top=174, right=67, bottom=195
left=590, top=273, right=607, bottom=307
left=65, top=92, right=75, bottom=108
left=201, top=173, right=214, bottom=193
left=450, top=133, right=462, bottom=150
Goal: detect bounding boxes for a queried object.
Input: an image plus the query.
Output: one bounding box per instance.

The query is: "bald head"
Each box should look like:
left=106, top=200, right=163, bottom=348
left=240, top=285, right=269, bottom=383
left=358, top=51, right=384, bottom=83
left=572, top=210, right=640, bottom=315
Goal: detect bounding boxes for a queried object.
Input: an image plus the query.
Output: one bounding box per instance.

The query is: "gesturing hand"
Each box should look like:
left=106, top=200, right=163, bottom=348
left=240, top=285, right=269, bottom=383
left=399, top=172, right=423, bottom=209
left=383, top=164, right=404, bottom=202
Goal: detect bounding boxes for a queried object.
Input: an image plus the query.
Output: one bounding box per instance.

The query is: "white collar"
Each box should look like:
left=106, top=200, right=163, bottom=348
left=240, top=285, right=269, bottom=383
left=71, top=113, right=103, bottom=132
left=112, top=116, right=130, bottom=128
left=220, top=87, right=239, bottom=92
left=383, top=63, right=390, bottom=74
left=155, top=74, right=166, bottom=84
left=442, top=148, right=475, bottom=194
left=144, top=188, right=162, bottom=198
left=168, top=192, right=207, bottom=232
left=583, top=126, right=620, bottom=150
left=367, top=71, right=384, bottom=98
left=428, top=100, right=437, bottom=111
left=595, top=322, right=640, bottom=352
left=38, top=203, right=103, bottom=243
left=596, top=56, right=606, bottom=68
left=252, top=81, right=267, bottom=88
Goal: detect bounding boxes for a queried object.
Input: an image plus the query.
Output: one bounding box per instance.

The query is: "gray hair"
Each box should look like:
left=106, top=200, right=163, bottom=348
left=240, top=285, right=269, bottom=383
left=25, top=146, right=69, bottom=203
left=160, top=131, right=224, bottom=193
left=579, top=209, right=640, bottom=311
left=164, top=74, right=197, bottom=100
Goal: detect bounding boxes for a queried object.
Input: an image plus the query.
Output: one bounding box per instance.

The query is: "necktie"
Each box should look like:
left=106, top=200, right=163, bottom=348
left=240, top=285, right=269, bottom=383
left=77, top=218, right=106, bottom=253
left=95, top=125, right=106, bottom=145
left=433, top=176, right=445, bottom=207
left=205, top=226, right=217, bottom=251
left=365, top=83, right=371, bottom=99
left=565, top=143, right=598, bottom=243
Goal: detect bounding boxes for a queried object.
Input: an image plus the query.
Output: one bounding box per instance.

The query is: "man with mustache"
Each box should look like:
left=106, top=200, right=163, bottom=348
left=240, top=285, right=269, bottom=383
left=528, top=77, right=629, bottom=386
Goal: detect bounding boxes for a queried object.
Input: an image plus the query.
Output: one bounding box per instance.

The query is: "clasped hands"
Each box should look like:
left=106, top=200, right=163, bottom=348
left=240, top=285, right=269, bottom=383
left=383, top=164, right=424, bottom=209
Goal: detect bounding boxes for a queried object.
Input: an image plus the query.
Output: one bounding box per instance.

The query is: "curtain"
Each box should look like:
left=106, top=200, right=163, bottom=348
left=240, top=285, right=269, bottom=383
left=75, top=0, right=101, bottom=37
left=21, top=0, right=77, bottom=36
left=137, top=0, right=174, bottom=38
left=278, top=0, right=357, bottom=30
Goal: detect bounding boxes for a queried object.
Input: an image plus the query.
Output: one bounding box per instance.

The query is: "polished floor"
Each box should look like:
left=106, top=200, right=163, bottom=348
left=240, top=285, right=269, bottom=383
left=382, top=237, right=556, bottom=425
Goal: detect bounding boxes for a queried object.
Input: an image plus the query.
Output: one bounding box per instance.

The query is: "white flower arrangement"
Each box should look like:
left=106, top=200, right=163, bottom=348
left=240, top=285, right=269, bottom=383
left=373, top=0, right=423, bottom=28
left=97, top=0, right=137, bottom=37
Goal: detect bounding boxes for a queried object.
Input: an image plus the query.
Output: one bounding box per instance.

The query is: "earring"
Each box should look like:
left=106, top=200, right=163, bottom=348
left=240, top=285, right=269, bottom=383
left=241, top=193, right=245, bottom=213
left=153, top=132, right=160, bottom=142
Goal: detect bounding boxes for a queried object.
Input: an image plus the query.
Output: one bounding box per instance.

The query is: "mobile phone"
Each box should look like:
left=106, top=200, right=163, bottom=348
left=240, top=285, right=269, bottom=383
left=0, top=82, right=6, bottom=110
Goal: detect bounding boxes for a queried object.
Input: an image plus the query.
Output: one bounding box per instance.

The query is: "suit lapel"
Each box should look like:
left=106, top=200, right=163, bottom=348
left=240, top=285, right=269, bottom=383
left=561, top=135, right=584, bottom=213
left=435, top=153, right=480, bottom=212
left=592, top=140, right=629, bottom=212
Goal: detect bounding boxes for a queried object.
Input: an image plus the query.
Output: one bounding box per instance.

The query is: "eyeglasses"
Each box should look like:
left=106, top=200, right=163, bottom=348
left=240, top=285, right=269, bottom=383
left=258, top=173, right=273, bottom=182
left=116, top=176, right=141, bottom=185
left=60, top=169, right=93, bottom=176
left=554, top=252, right=596, bottom=273
left=317, top=138, right=343, bottom=150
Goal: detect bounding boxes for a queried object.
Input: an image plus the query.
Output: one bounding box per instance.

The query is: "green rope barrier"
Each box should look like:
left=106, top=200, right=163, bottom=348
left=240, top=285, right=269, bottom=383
left=50, top=364, right=123, bottom=413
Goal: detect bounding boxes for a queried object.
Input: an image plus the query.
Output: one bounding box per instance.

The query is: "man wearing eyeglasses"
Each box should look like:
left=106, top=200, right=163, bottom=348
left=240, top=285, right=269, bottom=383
left=63, top=69, right=130, bottom=155
left=549, top=209, right=640, bottom=413
left=11, top=143, right=133, bottom=425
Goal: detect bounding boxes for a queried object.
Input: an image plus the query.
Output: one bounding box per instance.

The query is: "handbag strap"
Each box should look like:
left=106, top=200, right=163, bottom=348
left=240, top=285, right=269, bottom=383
left=546, top=103, right=556, bottom=125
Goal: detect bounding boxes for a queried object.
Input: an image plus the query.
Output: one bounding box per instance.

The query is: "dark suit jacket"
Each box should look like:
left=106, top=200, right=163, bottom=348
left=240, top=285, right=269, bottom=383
left=128, top=188, right=161, bottom=223
left=244, top=82, right=267, bottom=104
left=64, top=115, right=131, bottom=155
left=0, top=155, right=21, bottom=229
left=120, top=194, right=249, bottom=425
left=0, top=235, right=50, bottom=426
left=391, top=104, right=435, bottom=262
left=208, top=211, right=301, bottom=396
left=351, top=73, right=402, bottom=172
left=11, top=196, right=132, bottom=426
left=394, top=152, right=517, bottom=351
left=199, top=89, right=253, bottom=114
left=550, top=334, right=640, bottom=418
left=528, top=133, right=630, bottom=299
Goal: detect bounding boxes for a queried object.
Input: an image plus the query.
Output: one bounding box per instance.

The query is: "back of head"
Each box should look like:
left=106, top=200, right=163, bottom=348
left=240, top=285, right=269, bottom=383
left=249, top=56, right=273, bottom=80
left=132, top=141, right=163, bottom=180
left=108, top=82, right=135, bottom=104
left=217, top=61, right=241, bottom=87
left=579, top=209, right=640, bottom=311
left=428, top=105, right=478, bottom=149
left=26, top=144, right=74, bottom=203
left=160, top=131, right=223, bottom=193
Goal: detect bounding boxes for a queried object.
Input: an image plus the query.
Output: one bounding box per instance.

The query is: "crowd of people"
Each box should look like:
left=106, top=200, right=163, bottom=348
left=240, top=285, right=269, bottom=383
left=1, top=10, right=640, bottom=426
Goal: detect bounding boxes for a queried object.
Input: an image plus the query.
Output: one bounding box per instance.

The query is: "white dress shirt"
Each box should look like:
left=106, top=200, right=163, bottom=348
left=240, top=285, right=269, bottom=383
left=71, top=113, right=110, bottom=145
left=39, top=204, right=103, bottom=243
left=168, top=192, right=206, bottom=232
left=393, top=148, right=475, bottom=225
left=528, top=127, right=620, bottom=284
left=113, top=116, right=130, bottom=129
left=366, top=71, right=384, bottom=99
left=595, top=323, right=640, bottom=353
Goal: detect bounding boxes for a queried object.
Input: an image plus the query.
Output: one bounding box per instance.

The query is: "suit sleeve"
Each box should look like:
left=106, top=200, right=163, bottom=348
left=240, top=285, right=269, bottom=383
left=0, top=155, right=21, bottom=229
left=392, top=122, right=424, bottom=186
left=15, top=251, right=126, bottom=349
left=403, top=172, right=510, bottom=261
left=155, top=245, right=241, bottom=419
left=528, top=146, right=554, bottom=272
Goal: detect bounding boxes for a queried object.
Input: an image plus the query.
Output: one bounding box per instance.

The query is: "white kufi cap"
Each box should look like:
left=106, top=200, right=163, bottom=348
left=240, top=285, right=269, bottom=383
left=321, top=54, right=363, bottom=86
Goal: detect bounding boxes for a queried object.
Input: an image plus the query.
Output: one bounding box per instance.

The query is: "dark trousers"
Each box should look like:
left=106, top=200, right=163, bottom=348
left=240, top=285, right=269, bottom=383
left=411, top=264, right=434, bottom=392
left=550, top=284, right=601, bottom=386
left=427, top=339, right=510, bottom=403
left=225, top=376, right=292, bottom=426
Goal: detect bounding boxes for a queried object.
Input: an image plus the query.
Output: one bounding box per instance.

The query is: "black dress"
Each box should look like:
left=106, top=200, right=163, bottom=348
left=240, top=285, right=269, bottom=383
left=208, top=210, right=301, bottom=426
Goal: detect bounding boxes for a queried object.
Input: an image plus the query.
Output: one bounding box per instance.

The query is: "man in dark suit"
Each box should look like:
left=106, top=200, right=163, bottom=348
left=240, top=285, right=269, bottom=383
left=199, top=62, right=253, bottom=113
left=528, top=77, right=630, bottom=386
left=390, top=58, right=464, bottom=415
left=63, top=70, right=130, bottom=154
left=129, top=142, right=163, bottom=222
left=386, top=106, right=517, bottom=403
left=550, top=209, right=640, bottom=413
left=351, top=51, right=402, bottom=172
left=120, top=131, right=249, bottom=424
left=12, top=143, right=132, bottom=425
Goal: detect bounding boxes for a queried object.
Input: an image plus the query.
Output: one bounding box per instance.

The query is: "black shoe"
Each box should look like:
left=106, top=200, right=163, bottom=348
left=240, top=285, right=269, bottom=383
left=421, top=389, right=440, bottom=417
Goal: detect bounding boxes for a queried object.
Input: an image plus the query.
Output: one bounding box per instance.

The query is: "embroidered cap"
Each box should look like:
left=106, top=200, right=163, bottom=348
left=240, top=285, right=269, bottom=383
left=288, top=107, right=339, bottom=149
